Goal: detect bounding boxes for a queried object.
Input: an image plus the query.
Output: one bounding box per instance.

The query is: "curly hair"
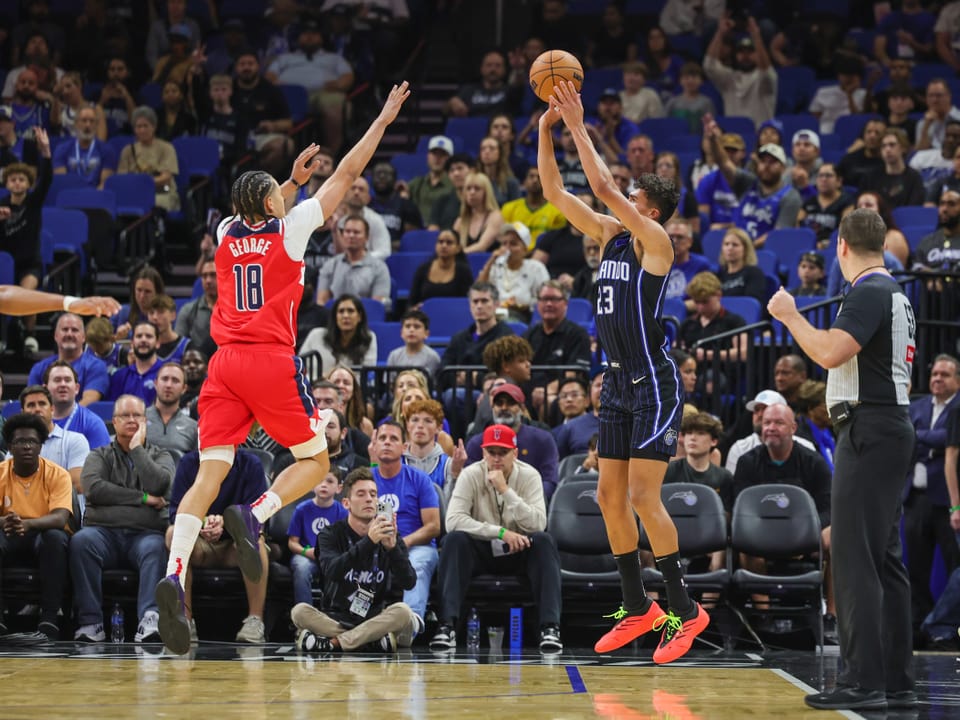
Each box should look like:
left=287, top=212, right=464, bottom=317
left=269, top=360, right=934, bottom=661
left=231, top=170, right=277, bottom=223
left=482, top=335, right=533, bottom=374
left=404, top=398, right=444, bottom=426
left=2, top=412, right=50, bottom=446
left=325, top=295, right=373, bottom=366
left=633, top=173, right=679, bottom=225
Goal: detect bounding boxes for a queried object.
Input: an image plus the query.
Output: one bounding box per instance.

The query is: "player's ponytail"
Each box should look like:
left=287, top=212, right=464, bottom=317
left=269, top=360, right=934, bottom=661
left=231, top=171, right=276, bottom=223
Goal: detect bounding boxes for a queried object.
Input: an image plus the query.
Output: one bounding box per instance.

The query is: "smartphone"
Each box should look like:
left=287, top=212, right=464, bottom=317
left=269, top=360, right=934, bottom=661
left=491, top=540, right=511, bottom=557
left=376, top=500, right=394, bottom=522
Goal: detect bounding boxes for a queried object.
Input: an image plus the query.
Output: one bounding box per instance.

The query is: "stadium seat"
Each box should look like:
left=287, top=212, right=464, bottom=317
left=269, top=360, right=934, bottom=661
left=386, top=252, right=430, bottom=301
left=44, top=173, right=90, bottom=207
left=776, top=113, right=819, bottom=141
left=721, top=296, right=762, bottom=324
left=279, top=84, right=309, bottom=123
left=390, top=153, right=425, bottom=182
left=41, top=207, right=90, bottom=274
left=775, top=66, right=815, bottom=115
left=368, top=321, right=403, bottom=363
left=755, top=249, right=779, bottom=277
left=420, top=296, right=471, bottom=347
left=762, top=228, right=817, bottom=264
left=701, top=227, right=726, bottom=261
left=444, top=117, right=489, bottom=155
left=398, top=229, right=439, bottom=253
left=57, top=188, right=117, bottom=218
left=638, top=117, right=691, bottom=148
left=892, top=205, right=937, bottom=229
left=138, top=82, right=162, bottom=108
left=901, top=225, right=931, bottom=252
left=833, top=114, right=882, bottom=150
left=104, top=173, right=155, bottom=216
left=467, top=252, right=491, bottom=277
left=107, top=135, right=134, bottom=159
left=172, top=136, right=221, bottom=180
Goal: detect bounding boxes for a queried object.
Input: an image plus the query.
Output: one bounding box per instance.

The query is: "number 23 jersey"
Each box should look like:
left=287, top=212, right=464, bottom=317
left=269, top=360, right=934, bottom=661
left=212, top=198, right=325, bottom=348
left=593, top=232, right=672, bottom=366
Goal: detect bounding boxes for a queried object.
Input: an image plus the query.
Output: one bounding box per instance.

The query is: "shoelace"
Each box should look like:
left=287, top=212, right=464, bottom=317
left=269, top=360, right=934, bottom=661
left=652, top=612, right=682, bottom=642
left=602, top=605, right=628, bottom=621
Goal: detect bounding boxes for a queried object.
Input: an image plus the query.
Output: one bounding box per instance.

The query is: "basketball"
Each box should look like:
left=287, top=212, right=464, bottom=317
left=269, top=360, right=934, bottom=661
left=529, top=50, right=583, bottom=103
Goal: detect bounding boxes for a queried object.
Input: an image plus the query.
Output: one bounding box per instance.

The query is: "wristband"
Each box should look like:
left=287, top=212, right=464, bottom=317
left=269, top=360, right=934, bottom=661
left=951, top=505, right=960, bottom=513
left=301, top=545, right=311, bottom=557
left=498, top=527, right=506, bottom=539
left=63, top=295, right=79, bottom=311
left=142, top=492, right=148, bottom=505
left=289, top=177, right=301, bottom=189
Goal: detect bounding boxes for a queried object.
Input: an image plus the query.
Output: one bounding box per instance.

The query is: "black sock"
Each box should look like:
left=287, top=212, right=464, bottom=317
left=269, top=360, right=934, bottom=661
left=614, top=549, right=651, bottom=614
left=656, top=552, right=694, bottom=618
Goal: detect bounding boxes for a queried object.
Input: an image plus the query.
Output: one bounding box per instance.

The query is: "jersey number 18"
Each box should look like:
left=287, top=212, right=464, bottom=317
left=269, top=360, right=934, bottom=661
left=233, top=263, right=264, bottom=311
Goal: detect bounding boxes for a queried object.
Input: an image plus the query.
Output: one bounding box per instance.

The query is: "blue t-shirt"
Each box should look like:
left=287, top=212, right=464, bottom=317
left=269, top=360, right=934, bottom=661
left=52, top=139, right=118, bottom=186
left=54, top=403, right=112, bottom=449
left=665, top=253, right=714, bottom=299
left=287, top=499, right=348, bottom=547
left=29, top=350, right=110, bottom=397
left=169, top=449, right=266, bottom=522
left=695, top=169, right=738, bottom=225
left=106, top=359, right=162, bottom=404
left=373, top=464, right=439, bottom=547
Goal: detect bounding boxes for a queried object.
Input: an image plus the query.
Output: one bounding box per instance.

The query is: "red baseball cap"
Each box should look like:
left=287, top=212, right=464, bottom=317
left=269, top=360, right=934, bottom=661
left=481, top=424, right=518, bottom=450
left=491, top=383, right=525, bottom=404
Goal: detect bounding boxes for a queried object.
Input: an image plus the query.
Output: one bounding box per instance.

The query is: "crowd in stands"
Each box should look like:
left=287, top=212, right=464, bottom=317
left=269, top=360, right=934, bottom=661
left=2, top=0, right=960, bottom=652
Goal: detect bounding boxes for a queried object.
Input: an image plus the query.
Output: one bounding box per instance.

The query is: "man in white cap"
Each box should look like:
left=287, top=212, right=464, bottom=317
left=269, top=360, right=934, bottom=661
left=704, top=114, right=801, bottom=248
left=408, top=135, right=454, bottom=222
left=725, top=389, right=816, bottom=474
left=790, top=130, right=822, bottom=201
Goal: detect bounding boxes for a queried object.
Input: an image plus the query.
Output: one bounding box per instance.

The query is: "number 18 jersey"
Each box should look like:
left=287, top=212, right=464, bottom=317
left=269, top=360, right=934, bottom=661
left=594, top=232, right=672, bottom=367
left=212, top=198, right=325, bottom=349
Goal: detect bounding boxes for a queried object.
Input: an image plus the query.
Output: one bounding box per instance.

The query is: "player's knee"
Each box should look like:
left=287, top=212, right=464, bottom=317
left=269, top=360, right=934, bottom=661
left=200, top=445, right=235, bottom=465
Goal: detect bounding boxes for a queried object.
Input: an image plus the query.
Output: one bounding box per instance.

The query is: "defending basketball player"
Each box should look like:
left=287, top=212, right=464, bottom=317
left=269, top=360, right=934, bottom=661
left=156, top=82, right=411, bottom=655
left=538, top=81, right=708, bottom=663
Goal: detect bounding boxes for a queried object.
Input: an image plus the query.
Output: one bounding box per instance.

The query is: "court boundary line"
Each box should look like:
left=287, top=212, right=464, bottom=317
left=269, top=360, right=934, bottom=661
left=769, top=668, right=865, bottom=720
left=566, top=664, right=587, bottom=693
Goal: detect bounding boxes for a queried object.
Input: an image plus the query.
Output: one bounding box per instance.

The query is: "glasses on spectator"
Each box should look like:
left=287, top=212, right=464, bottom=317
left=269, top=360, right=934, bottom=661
left=538, top=295, right=565, bottom=303
left=114, top=413, right=145, bottom=421
left=558, top=391, right=584, bottom=400
left=9, top=439, right=41, bottom=448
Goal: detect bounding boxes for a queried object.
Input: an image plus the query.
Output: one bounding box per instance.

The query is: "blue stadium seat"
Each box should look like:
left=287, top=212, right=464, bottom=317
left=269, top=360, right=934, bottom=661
left=507, top=321, right=528, bottom=335
left=192, top=276, right=203, bottom=298
left=833, top=114, right=883, bottom=150
left=104, top=173, right=155, bottom=216
left=777, top=114, right=819, bottom=142
left=581, top=68, right=623, bottom=110
left=444, top=117, right=489, bottom=155
left=368, top=321, right=403, bottom=363
left=279, top=84, right=309, bottom=123
left=0, top=251, right=14, bottom=286
left=892, top=205, right=937, bottom=229
left=467, top=252, right=490, bottom=277
left=44, top=173, right=90, bottom=207
left=386, top=252, right=430, bottom=301
left=88, top=401, right=115, bottom=423
left=638, top=117, right=690, bottom=148
left=399, top=229, right=439, bottom=253
left=107, top=135, right=134, bottom=159
left=901, top=225, right=932, bottom=252
left=721, top=296, right=762, bottom=324
left=755, top=249, right=779, bottom=277
left=172, top=136, right=221, bottom=179
left=42, top=207, right=89, bottom=274
left=420, top=296, right=471, bottom=347
left=323, top=297, right=386, bottom=323
left=775, top=66, right=816, bottom=115
left=531, top=297, right=593, bottom=327
left=762, top=228, right=816, bottom=264
left=913, top=63, right=955, bottom=89
left=57, top=188, right=117, bottom=218
left=663, top=297, right=687, bottom=321
left=701, top=227, right=726, bottom=262
left=138, top=82, right=162, bottom=108
left=391, top=153, right=425, bottom=182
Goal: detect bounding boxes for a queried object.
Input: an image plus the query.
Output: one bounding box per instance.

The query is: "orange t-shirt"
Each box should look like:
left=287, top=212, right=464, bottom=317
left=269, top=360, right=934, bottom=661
left=0, top=457, right=73, bottom=528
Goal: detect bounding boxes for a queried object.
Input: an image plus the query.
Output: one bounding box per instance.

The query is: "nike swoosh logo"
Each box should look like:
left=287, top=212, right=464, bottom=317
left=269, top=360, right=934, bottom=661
left=631, top=376, right=647, bottom=385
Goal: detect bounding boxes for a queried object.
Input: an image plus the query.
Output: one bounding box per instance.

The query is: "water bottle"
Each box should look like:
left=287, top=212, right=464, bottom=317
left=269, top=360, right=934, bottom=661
left=466, top=607, right=480, bottom=651
left=111, top=603, right=124, bottom=643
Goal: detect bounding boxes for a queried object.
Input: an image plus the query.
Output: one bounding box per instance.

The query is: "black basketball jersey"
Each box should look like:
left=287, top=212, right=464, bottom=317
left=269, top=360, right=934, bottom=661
left=594, top=232, right=672, bottom=367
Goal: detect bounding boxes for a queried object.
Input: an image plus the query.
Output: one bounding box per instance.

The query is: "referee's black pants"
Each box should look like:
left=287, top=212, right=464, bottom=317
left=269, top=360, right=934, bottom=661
left=832, top=406, right=914, bottom=693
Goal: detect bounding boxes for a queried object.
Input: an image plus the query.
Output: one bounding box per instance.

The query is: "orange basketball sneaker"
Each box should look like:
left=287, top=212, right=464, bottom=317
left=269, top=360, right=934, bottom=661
left=652, top=602, right=710, bottom=664
left=594, top=600, right=665, bottom=653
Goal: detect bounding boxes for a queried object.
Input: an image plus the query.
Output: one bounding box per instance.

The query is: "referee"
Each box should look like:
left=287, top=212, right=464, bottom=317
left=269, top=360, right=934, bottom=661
left=768, top=208, right=917, bottom=713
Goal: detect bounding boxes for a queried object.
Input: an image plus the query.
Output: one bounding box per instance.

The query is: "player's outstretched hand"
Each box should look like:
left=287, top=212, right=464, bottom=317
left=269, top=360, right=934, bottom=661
left=68, top=295, right=122, bottom=317
left=767, top=287, right=797, bottom=321
left=291, top=143, right=321, bottom=186
left=550, top=80, right=584, bottom=129
left=378, top=81, right=411, bottom=125
left=539, top=101, right=561, bottom=129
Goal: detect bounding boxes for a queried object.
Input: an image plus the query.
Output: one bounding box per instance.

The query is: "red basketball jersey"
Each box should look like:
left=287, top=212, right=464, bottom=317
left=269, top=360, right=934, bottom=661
left=212, top=199, right=324, bottom=348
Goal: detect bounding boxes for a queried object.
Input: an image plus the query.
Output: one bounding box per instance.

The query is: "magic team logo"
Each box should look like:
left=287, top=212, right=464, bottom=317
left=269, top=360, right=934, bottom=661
left=577, top=489, right=599, bottom=504
left=379, top=494, right=400, bottom=513
left=761, top=493, right=791, bottom=509
left=664, top=429, right=677, bottom=446
left=668, top=490, right=698, bottom=507
left=311, top=517, right=331, bottom=536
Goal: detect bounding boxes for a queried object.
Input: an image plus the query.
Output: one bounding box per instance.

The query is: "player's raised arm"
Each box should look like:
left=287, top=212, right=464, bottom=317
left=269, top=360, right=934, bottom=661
left=537, top=105, right=618, bottom=248
left=314, top=81, right=411, bottom=218
left=551, top=81, right=673, bottom=270
left=0, top=287, right=120, bottom=317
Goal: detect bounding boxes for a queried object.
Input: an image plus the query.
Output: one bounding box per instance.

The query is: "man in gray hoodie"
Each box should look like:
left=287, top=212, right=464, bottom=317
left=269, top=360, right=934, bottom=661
left=70, top=394, right=175, bottom=643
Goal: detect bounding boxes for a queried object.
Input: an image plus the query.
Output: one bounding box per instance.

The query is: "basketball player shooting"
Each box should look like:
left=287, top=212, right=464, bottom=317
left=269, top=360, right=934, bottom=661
left=156, top=82, right=411, bottom=655
left=538, top=80, right=708, bottom=663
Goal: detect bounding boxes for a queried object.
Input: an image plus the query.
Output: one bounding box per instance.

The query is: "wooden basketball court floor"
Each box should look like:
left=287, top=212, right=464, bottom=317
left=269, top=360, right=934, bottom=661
left=0, top=642, right=957, bottom=719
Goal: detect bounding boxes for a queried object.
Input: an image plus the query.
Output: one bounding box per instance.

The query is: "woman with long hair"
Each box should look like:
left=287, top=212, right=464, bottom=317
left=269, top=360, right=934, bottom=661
left=453, top=172, right=503, bottom=253
left=716, top=228, right=767, bottom=304
left=642, top=26, right=685, bottom=102
left=155, top=80, right=197, bottom=140
left=487, top=112, right=531, bottom=181
left=476, top=136, right=520, bottom=206
left=115, top=265, right=165, bottom=339
left=327, top=365, right=375, bottom=438
left=408, top=229, right=474, bottom=308
left=655, top=150, right=699, bottom=234
left=300, top=294, right=377, bottom=372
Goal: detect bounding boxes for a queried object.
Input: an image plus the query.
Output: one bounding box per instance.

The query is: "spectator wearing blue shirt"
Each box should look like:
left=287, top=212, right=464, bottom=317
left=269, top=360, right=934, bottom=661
left=287, top=469, right=348, bottom=606
left=167, top=449, right=269, bottom=644
left=52, top=106, right=117, bottom=188
left=874, top=1, right=936, bottom=68
left=29, top=313, right=109, bottom=405
left=695, top=132, right=746, bottom=228
left=371, top=420, right=440, bottom=627
left=106, top=322, right=162, bottom=405
left=553, top=371, right=603, bottom=458
left=45, top=360, right=112, bottom=449
left=664, top=219, right=713, bottom=301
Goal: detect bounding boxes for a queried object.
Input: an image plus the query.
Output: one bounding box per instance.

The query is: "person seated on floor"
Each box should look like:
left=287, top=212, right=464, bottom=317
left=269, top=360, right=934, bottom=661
left=166, top=448, right=270, bottom=645
left=429, top=424, right=563, bottom=654
left=287, top=467, right=348, bottom=608
left=0, top=413, right=72, bottom=640
left=292, top=467, right=421, bottom=654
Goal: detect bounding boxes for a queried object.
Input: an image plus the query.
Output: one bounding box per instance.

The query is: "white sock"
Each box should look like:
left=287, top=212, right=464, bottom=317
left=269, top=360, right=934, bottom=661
left=251, top=490, right=282, bottom=523
left=165, top=514, right=203, bottom=577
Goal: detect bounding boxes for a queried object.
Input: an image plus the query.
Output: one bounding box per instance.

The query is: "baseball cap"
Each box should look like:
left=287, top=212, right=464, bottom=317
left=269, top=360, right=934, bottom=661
left=736, top=36, right=755, bottom=50
left=792, top=129, right=820, bottom=149
left=800, top=251, right=825, bottom=269
left=299, top=18, right=322, bottom=33
left=720, top=132, right=745, bottom=150
left=0, top=106, right=12, bottom=122
left=168, top=23, right=192, bottom=40
left=758, top=118, right=784, bottom=136
left=500, top=221, right=531, bottom=248
left=491, top=383, right=525, bottom=405
left=481, top=424, right=518, bottom=450
left=599, top=87, right=622, bottom=102
left=427, top=135, right=454, bottom=155
left=745, top=389, right=787, bottom=411
left=757, top=143, right=787, bottom=165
